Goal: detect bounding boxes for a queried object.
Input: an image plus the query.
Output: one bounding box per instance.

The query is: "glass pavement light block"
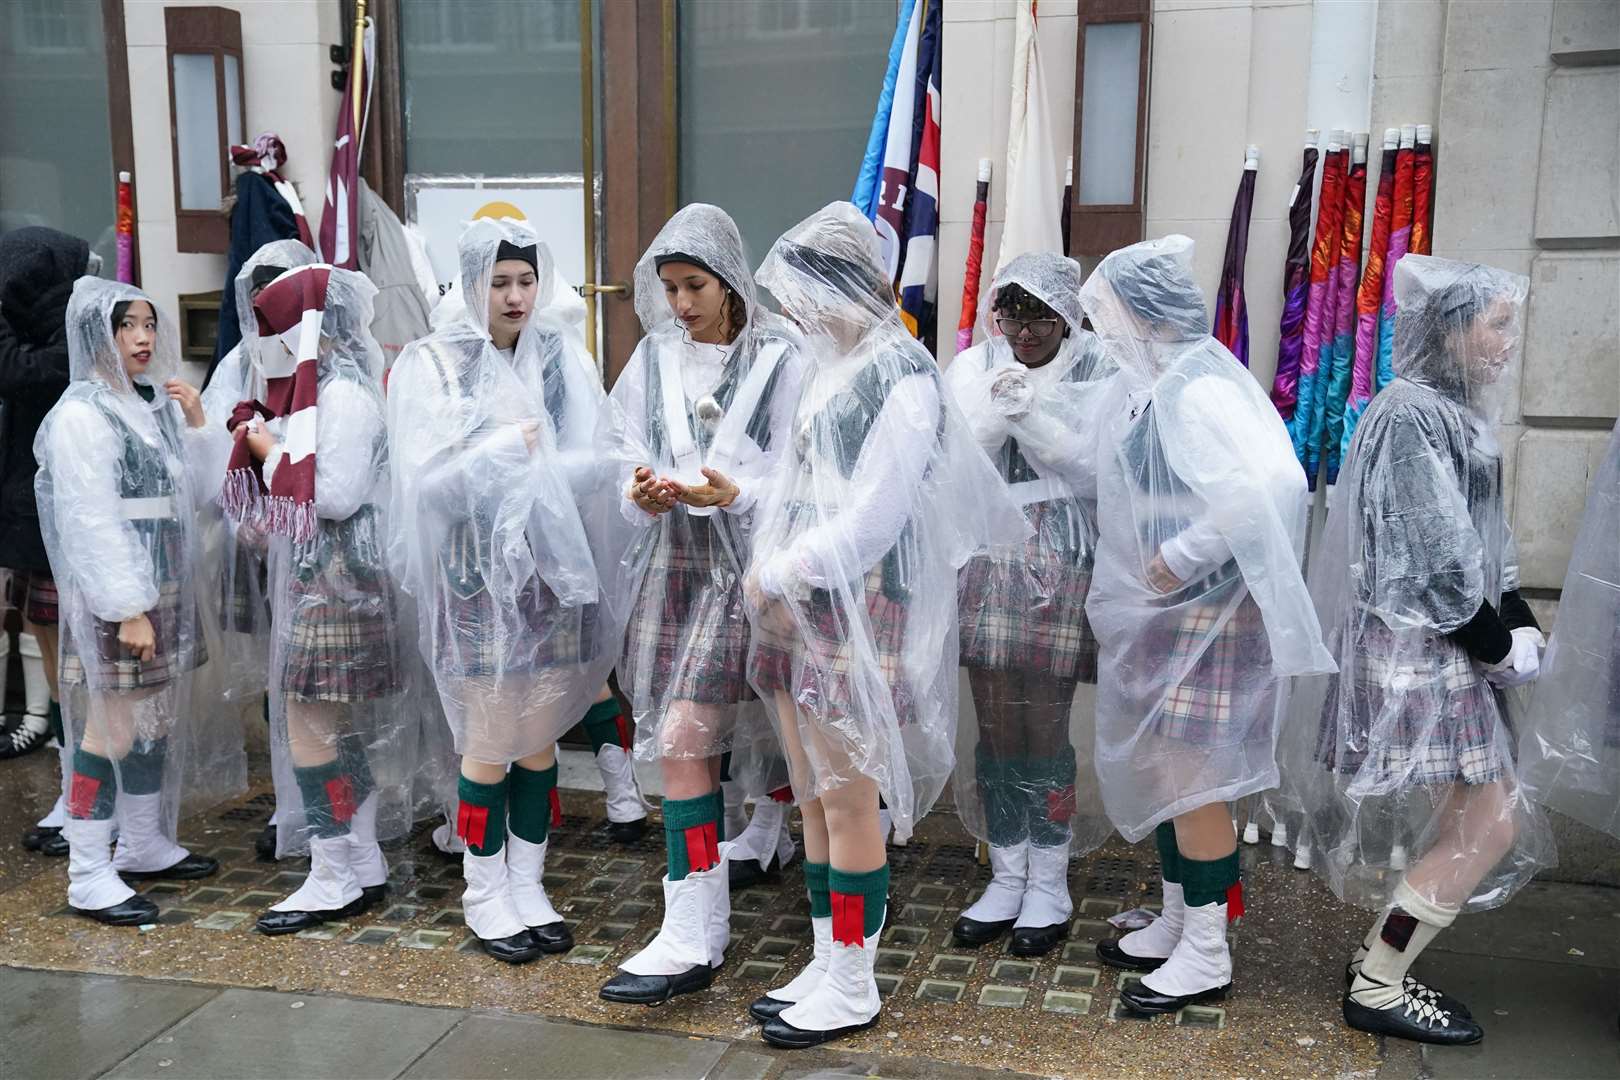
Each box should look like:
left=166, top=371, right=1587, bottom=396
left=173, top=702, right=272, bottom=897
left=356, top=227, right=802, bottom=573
left=752, top=936, right=799, bottom=959
left=875, top=974, right=903, bottom=998
left=398, top=929, right=455, bottom=950
left=978, top=985, right=1029, bottom=1008
left=1042, top=990, right=1093, bottom=1015
left=562, top=897, right=602, bottom=915
left=346, top=926, right=400, bottom=946
left=1108, top=997, right=1155, bottom=1022
left=295, top=923, right=351, bottom=941
left=1116, top=972, right=1147, bottom=992
left=183, top=886, right=231, bottom=905
left=1053, top=965, right=1101, bottom=990
left=140, top=882, right=186, bottom=896
left=232, top=891, right=280, bottom=909
left=583, top=876, right=627, bottom=897
left=565, top=944, right=614, bottom=965
left=269, top=871, right=308, bottom=890
left=156, top=907, right=198, bottom=926
left=555, top=854, right=594, bottom=872
left=1079, top=897, right=1124, bottom=916
left=729, top=911, right=761, bottom=931
left=1176, top=1005, right=1226, bottom=1030
left=412, top=884, right=453, bottom=902
left=217, top=868, right=264, bottom=886
left=1069, top=918, right=1111, bottom=941
left=591, top=923, right=636, bottom=942
left=611, top=900, right=653, bottom=920
left=194, top=910, right=251, bottom=931
left=380, top=904, right=424, bottom=923
left=1061, top=942, right=1098, bottom=964
left=990, top=960, right=1037, bottom=984
left=910, top=883, right=954, bottom=903
left=606, top=858, right=642, bottom=875
left=914, top=979, right=967, bottom=1004
left=733, top=890, right=779, bottom=913
left=875, top=949, right=916, bottom=974
left=883, top=925, right=928, bottom=948
left=431, top=909, right=466, bottom=928
left=929, top=953, right=976, bottom=978
left=772, top=914, right=811, bottom=935
left=210, top=847, right=251, bottom=864
left=899, top=903, right=944, bottom=925
left=735, top=960, right=784, bottom=981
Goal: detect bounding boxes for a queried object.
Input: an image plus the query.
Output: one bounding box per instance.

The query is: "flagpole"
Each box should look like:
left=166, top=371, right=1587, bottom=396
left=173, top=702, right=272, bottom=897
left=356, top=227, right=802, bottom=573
left=350, top=0, right=368, bottom=134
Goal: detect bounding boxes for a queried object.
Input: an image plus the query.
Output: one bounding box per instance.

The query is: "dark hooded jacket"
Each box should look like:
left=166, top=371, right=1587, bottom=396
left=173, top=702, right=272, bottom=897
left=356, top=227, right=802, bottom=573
left=0, top=226, right=88, bottom=573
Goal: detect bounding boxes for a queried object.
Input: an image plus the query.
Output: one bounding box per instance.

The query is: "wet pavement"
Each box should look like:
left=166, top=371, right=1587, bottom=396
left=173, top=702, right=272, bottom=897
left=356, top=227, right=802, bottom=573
left=2, top=747, right=1617, bottom=1079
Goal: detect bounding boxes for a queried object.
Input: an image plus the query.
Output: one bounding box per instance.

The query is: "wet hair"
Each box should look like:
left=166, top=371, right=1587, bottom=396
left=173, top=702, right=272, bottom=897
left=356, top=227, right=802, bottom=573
left=994, top=283, right=1064, bottom=322
left=250, top=264, right=286, bottom=292
left=777, top=242, right=892, bottom=312
left=1404, top=270, right=1513, bottom=384
left=110, top=300, right=131, bottom=332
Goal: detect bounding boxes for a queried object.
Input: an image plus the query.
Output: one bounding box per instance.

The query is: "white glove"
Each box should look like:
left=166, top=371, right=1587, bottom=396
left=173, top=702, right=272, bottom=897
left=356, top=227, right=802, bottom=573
left=1484, top=626, right=1543, bottom=688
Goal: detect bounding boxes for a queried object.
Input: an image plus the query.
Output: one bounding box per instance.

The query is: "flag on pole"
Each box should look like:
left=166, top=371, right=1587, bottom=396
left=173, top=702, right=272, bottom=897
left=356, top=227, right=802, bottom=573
left=318, top=12, right=375, bottom=270
left=1270, top=135, right=1320, bottom=421
left=853, top=0, right=919, bottom=219
left=1317, top=133, right=1368, bottom=487
left=1291, top=131, right=1347, bottom=471
left=956, top=159, right=992, bottom=355
left=1213, top=147, right=1259, bottom=366
left=997, top=0, right=1063, bottom=269
left=1341, top=129, right=1398, bottom=466
left=1060, top=155, right=1073, bottom=257
left=1411, top=124, right=1434, bottom=256
left=871, top=0, right=924, bottom=279
left=1374, top=125, right=1417, bottom=394
left=897, top=0, right=942, bottom=349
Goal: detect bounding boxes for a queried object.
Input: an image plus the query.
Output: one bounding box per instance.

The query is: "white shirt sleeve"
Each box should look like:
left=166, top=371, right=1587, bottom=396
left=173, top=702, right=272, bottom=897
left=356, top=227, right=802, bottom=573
left=607, top=343, right=660, bottom=528
left=48, top=401, right=160, bottom=622
left=943, top=345, right=1012, bottom=452
left=1155, top=376, right=1258, bottom=580
left=757, top=372, right=939, bottom=597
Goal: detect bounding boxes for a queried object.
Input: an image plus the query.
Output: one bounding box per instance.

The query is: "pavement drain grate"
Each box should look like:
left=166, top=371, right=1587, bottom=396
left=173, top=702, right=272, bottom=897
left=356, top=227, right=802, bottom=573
left=883, top=925, right=928, bottom=948
left=1108, top=998, right=1155, bottom=1022
left=398, top=929, right=454, bottom=950
left=915, top=979, right=966, bottom=1004
left=1043, top=990, right=1093, bottom=1015
left=752, top=936, right=798, bottom=959
left=978, top=985, right=1028, bottom=1009
left=772, top=914, right=811, bottom=935
left=991, top=960, right=1037, bottom=983
left=347, top=926, right=400, bottom=946
left=156, top=907, right=198, bottom=925
left=1068, top=918, right=1111, bottom=941
left=564, top=944, right=614, bottom=965
left=900, top=903, right=944, bottom=925
left=875, top=949, right=916, bottom=974
left=183, top=886, right=231, bottom=905
left=380, top=904, right=424, bottom=923
left=591, top=922, right=636, bottom=942
left=735, top=960, right=784, bottom=981
left=294, top=923, right=350, bottom=940
left=412, top=884, right=452, bottom=902
left=1079, top=897, right=1124, bottom=916
left=610, top=900, right=653, bottom=920
left=232, top=891, right=280, bottom=909
left=875, top=974, right=903, bottom=998
left=1053, top=965, right=1100, bottom=989
left=910, top=883, right=954, bottom=903
left=194, top=910, right=251, bottom=931
left=1176, top=1005, right=1225, bottom=1030
left=928, top=953, right=976, bottom=978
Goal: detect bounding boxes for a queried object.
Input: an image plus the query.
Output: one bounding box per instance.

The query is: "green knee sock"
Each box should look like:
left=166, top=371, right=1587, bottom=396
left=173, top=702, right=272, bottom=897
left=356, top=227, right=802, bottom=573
left=828, top=864, right=888, bottom=941
left=1026, top=750, right=1079, bottom=848
left=976, top=745, right=1028, bottom=847
left=803, top=860, right=831, bottom=918
left=581, top=698, right=626, bottom=754
left=293, top=759, right=353, bottom=839
left=508, top=762, right=557, bottom=845
left=68, top=747, right=117, bottom=820
left=456, top=773, right=508, bottom=857
left=1155, top=821, right=1182, bottom=884
left=662, top=792, right=720, bottom=880
left=119, top=736, right=168, bottom=795
left=1180, top=850, right=1240, bottom=908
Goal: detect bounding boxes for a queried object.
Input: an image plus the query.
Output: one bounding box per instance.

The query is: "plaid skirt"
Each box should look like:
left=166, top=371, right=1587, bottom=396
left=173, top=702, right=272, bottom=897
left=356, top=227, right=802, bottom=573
left=1142, top=592, right=1271, bottom=745
left=434, top=575, right=594, bottom=678
left=23, top=572, right=58, bottom=626
left=620, top=516, right=752, bottom=707
left=279, top=531, right=403, bottom=703
left=1318, top=619, right=1504, bottom=786
left=60, top=580, right=206, bottom=691
left=219, top=526, right=269, bottom=634
left=957, top=504, right=1096, bottom=681
left=749, top=563, right=916, bottom=728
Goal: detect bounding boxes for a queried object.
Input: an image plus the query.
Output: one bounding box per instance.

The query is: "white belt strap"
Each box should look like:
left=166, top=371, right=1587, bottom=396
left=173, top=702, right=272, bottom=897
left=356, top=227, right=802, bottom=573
left=1007, top=476, right=1069, bottom=506
left=119, top=496, right=175, bottom=520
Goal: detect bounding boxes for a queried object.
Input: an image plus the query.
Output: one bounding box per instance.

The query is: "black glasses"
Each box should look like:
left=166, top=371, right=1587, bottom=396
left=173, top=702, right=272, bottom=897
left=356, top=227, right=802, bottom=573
left=996, top=317, right=1060, bottom=339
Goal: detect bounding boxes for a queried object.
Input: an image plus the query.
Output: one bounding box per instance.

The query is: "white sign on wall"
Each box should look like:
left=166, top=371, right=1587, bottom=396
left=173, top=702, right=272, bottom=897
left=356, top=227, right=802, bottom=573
left=404, top=174, right=591, bottom=296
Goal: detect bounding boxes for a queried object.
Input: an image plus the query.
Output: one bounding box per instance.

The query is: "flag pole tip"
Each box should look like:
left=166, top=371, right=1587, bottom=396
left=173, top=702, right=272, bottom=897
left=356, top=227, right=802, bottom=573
left=976, top=159, right=992, bottom=181
left=1383, top=128, right=1400, bottom=149
left=1305, top=128, right=1321, bottom=147
left=1416, top=123, right=1433, bottom=143
left=118, top=171, right=131, bottom=183
left=1399, top=124, right=1417, bottom=147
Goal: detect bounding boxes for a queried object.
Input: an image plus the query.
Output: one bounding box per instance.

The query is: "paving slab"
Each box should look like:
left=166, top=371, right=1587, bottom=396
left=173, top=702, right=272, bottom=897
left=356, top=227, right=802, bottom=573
left=1417, top=951, right=1620, bottom=1080
left=398, top=1013, right=729, bottom=1079
left=103, top=987, right=459, bottom=1079
left=1430, top=882, right=1620, bottom=971
left=0, top=967, right=217, bottom=1080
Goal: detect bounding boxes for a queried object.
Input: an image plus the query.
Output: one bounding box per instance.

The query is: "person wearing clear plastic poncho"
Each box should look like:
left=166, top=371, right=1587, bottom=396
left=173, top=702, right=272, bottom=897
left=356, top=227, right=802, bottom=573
left=199, top=238, right=319, bottom=860
left=1520, top=422, right=1620, bottom=843
left=34, top=279, right=229, bottom=925
left=215, top=264, right=413, bottom=937
left=388, top=218, right=621, bottom=965
left=943, top=251, right=1115, bottom=959
left=740, top=202, right=1026, bottom=1048
left=597, top=203, right=808, bottom=1009
left=1288, top=257, right=1554, bottom=1046
left=1029, top=236, right=1332, bottom=1016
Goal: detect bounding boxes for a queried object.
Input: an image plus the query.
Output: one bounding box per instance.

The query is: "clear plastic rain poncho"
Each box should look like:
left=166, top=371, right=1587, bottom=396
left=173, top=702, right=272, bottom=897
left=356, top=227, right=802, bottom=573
left=388, top=218, right=621, bottom=765
left=601, top=204, right=805, bottom=785
left=1289, top=256, right=1555, bottom=912
left=1039, top=235, right=1333, bottom=843
left=199, top=238, right=319, bottom=699
left=1521, top=422, right=1620, bottom=840
left=945, top=252, right=1115, bottom=854
left=35, top=278, right=241, bottom=846
left=746, top=202, right=1027, bottom=841
left=235, top=265, right=418, bottom=857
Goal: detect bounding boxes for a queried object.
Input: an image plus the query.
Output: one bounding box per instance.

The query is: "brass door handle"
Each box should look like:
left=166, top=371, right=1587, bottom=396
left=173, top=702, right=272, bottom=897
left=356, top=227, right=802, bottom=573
left=580, top=282, right=630, bottom=297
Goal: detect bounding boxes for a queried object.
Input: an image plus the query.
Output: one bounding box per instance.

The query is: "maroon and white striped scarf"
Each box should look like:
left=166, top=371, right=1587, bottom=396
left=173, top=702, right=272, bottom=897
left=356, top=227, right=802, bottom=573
left=230, top=132, right=314, bottom=249
left=222, top=264, right=330, bottom=543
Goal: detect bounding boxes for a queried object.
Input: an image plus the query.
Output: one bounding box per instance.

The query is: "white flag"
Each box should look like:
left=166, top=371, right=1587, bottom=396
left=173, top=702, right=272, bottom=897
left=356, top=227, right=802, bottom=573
left=997, top=1, right=1063, bottom=271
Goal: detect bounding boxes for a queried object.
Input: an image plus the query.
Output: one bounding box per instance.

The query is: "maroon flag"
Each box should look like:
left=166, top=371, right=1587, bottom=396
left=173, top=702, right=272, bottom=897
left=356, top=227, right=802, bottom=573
left=318, top=15, right=374, bottom=269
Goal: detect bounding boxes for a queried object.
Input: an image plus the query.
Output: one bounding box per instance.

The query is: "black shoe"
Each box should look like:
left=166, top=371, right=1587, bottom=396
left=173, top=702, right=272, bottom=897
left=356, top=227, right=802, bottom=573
left=358, top=884, right=388, bottom=911
left=760, top=1012, right=880, bottom=1049
left=529, top=920, right=573, bottom=954
left=748, top=994, right=793, bottom=1023
left=599, top=964, right=714, bottom=1005
left=1343, top=990, right=1483, bottom=1046
left=1010, top=922, right=1066, bottom=957
left=606, top=818, right=647, bottom=845
left=951, top=913, right=1015, bottom=948
left=1119, top=980, right=1231, bottom=1015
left=0, top=714, right=49, bottom=759
left=479, top=930, right=543, bottom=965
left=1344, top=962, right=1472, bottom=1019
left=255, top=823, right=278, bottom=861
left=22, top=825, right=68, bottom=856
left=729, top=857, right=770, bottom=891
left=119, top=853, right=219, bottom=881
left=256, top=894, right=367, bottom=936
left=71, top=894, right=160, bottom=926
left=1096, top=937, right=1168, bottom=972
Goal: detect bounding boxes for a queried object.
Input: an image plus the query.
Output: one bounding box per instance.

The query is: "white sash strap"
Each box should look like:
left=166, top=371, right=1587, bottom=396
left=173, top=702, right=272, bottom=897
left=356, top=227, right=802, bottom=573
left=1007, top=476, right=1069, bottom=506
left=655, top=340, right=702, bottom=483
left=705, top=339, right=785, bottom=477
left=120, top=496, right=175, bottom=520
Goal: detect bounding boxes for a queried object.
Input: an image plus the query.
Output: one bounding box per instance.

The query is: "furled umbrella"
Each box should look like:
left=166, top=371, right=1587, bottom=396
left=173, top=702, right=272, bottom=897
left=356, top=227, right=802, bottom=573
left=1291, top=130, right=1347, bottom=471
left=1340, top=129, right=1399, bottom=468
left=1213, top=145, right=1260, bottom=366
left=1269, top=131, right=1320, bottom=421
left=1316, top=132, right=1368, bottom=487
left=1374, top=124, right=1417, bottom=394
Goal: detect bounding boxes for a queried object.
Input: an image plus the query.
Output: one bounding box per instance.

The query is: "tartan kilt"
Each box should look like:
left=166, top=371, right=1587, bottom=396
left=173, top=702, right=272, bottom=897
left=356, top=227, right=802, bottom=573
left=60, top=580, right=206, bottom=692
left=219, top=528, right=269, bottom=634
left=24, top=572, right=59, bottom=626
left=749, top=562, right=916, bottom=728
left=1144, top=592, right=1271, bottom=745
left=279, top=526, right=403, bottom=703
left=1318, top=619, right=1505, bottom=786
left=620, top=515, right=753, bottom=707
left=957, top=502, right=1096, bottom=681
left=434, top=574, right=594, bottom=678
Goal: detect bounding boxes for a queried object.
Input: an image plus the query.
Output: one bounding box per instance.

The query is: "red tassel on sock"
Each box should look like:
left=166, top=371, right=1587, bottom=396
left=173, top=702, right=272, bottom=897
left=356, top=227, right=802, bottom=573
left=768, top=784, right=795, bottom=804
left=326, top=777, right=357, bottom=824
left=614, top=712, right=633, bottom=751
left=550, top=788, right=563, bottom=828
left=830, top=891, right=866, bottom=946
left=1225, top=882, right=1245, bottom=922
left=67, top=773, right=102, bottom=819
left=1046, top=784, right=1077, bottom=822
left=683, top=822, right=719, bottom=873
left=456, top=801, right=489, bottom=849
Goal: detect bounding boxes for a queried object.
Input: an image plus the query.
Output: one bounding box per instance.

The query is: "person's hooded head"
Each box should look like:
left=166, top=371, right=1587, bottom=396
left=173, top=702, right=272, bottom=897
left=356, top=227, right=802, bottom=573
left=757, top=201, right=895, bottom=347
left=63, top=277, right=180, bottom=403
left=635, top=203, right=757, bottom=345
left=1391, top=255, right=1527, bottom=418
left=1079, top=234, right=1209, bottom=387
left=983, top=251, right=1083, bottom=367
left=233, top=238, right=319, bottom=370
left=0, top=226, right=95, bottom=345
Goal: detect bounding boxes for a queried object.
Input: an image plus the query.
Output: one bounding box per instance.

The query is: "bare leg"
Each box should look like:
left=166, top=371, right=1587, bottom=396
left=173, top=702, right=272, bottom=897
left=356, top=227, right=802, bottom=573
left=1400, top=780, right=1518, bottom=909
left=1173, top=802, right=1237, bottom=861
left=820, top=774, right=884, bottom=873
